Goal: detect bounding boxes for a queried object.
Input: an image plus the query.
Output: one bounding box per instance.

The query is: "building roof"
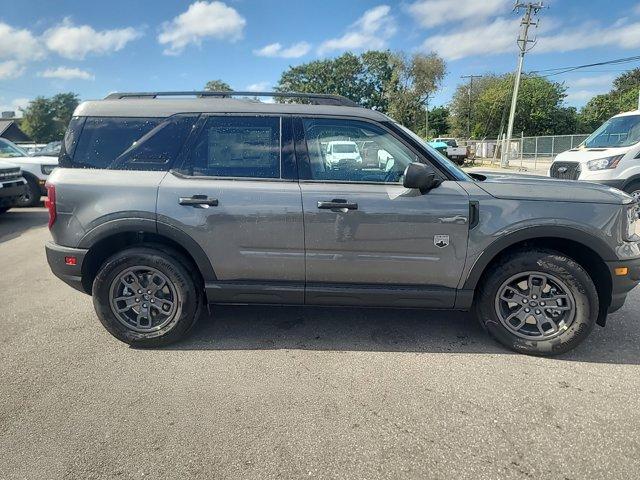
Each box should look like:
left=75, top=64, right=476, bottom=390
left=74, top=97, right=391, bottom=122
left=0, top=120, right=31, bottom=143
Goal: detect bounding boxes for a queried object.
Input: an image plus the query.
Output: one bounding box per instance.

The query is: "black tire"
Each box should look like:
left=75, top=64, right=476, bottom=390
left=15, top=176, right=42, bottom=207
left=92, top=247, right=202, bottom=347
left=0, top=207, right=9, bottom=214
left=474, top=249, right=598, bottom=356
left=623, top=181, right=640, bottom=200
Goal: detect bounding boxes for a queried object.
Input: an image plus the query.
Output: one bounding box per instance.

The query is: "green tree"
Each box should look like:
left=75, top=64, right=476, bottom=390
left=427, top=106, right=450, bottom=137
left=204, top=79, right=232, bottom=91
left=450, top=74, right=576, bottom=137
left=577, top=68, right=640, bottom=131
left=21, top=93, right=79, bottom=143
left=21, top=97, right=57, bottom=143
left=276, top=50, right=446, bottom=134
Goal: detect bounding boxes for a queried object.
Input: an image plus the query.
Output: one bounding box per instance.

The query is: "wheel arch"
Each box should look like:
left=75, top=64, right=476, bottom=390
left=464, top=227, right=614, bottom=326
left=78, top=219, right=216, bottom=295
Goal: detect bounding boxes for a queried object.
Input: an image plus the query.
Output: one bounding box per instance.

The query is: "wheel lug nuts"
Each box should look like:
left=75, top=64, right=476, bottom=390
left=523, top=299, right=528, bottom=303
left=150, top=299, right=154, bottom=303
left=143, top=303, right=147, bottom=308
left=525, top=308, right=530, bottom=313
left=535, top=309, right=541, bottom=314
left=147, top=290, right=151, bottom=294
left=137, top=290, right=142, bottom=294
left=540, top=302, right=546, bottom=306
left=135, top=298, right=139, bottom=302
left=532, top=295, right=537, bottom=299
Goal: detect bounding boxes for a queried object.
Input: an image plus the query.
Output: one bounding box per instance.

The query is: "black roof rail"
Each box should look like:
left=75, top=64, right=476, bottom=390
left=104, top=91, right=359, bottom=107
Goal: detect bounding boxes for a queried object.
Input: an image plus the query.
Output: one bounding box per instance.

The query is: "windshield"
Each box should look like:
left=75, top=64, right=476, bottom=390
left=394, top=123, right=471, bottom=181
left=583, top=114, right=640, bottom=148
left=333, top=144, right=357, bottom=153
left=0, top=138, right=29, bottom=158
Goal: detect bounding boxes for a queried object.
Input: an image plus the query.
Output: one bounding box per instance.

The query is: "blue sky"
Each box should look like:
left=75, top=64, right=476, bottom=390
left=1, top=0, right=640, bottom=115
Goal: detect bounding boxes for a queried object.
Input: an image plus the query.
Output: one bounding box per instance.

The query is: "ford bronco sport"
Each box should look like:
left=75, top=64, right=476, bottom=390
left=45, top=91, right=640, bottom=355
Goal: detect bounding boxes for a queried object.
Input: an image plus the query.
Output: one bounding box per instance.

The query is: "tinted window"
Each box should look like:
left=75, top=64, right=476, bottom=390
left=112, top=115, right=197, bottom=171
left=302, top=118, right=417, bottom=183
left=189, top=116, right=280, bottom=178
left=71, top=117, right=160, bottom=168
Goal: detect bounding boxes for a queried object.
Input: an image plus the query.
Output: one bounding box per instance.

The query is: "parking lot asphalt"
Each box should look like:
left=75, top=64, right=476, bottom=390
left=1, top=207, right=639, bottom=479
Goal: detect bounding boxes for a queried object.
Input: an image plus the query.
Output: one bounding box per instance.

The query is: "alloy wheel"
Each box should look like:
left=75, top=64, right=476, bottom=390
left=108, top=266, right=179, bottom=333
left=494, top=271, right=576, bottom=340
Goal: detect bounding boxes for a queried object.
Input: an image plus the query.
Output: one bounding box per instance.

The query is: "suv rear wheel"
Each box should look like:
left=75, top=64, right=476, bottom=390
left=475, top=249, right=598, bottom=356
left=15, top=176, right=41, bottom=207
left=92, top=247, right=202, bottom=347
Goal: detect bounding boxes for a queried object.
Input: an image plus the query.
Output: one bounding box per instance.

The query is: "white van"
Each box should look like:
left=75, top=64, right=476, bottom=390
left=549, top=110, right=640, bottom=199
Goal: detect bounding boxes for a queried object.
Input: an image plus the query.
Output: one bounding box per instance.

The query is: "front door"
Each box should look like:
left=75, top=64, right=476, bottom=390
left=296, top=117, right=470, bottom=308
left=156, top=115, right=305, bottom=304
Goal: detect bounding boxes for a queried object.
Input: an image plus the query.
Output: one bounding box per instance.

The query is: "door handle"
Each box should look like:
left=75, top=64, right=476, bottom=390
left=179, top=195, right=219, bottom=207
left=317, top=199, right=358, bottom=210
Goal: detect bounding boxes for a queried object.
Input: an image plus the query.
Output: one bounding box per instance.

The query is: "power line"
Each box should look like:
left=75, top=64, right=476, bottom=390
left=529, top=55, right=640, bottom=77
left=460, top=74, right=482, bottom=139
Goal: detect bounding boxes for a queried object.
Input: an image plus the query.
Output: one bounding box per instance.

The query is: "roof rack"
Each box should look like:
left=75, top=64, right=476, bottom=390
left=104, top=91, right=359, bottom=107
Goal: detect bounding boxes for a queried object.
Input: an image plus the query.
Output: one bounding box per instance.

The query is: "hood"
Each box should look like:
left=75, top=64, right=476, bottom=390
left=4, top=155, right=58, bottom=166
left=553, top=146, right=630, bottom=163
left=0, top=159, right=20, bottom=170
left=472, top=172, right=632, bottom=205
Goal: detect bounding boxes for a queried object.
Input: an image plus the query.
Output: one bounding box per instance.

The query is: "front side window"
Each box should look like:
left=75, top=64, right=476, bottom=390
left=189, top=116, right=281, bottom=179
left=301, top=118, right=418, bottom=183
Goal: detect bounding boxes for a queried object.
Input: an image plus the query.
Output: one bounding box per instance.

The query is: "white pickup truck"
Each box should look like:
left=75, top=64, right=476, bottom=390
left=433, top=138, right=468, bottom=165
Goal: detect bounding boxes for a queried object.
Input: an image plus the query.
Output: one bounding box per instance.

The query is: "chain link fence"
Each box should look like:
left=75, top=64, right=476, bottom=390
left=461, top=134, right=590, bottom=173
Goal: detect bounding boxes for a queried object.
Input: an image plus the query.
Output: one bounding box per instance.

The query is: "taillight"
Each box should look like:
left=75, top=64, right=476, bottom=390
left=45, top=183, right=56, bottom=229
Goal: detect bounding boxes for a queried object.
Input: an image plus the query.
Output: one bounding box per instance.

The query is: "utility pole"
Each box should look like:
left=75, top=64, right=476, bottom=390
left=461, top=74, right=482, bottom=139
left=424, top=94, right=430, bottom=139
left=502, top=1, right=544, bottom=167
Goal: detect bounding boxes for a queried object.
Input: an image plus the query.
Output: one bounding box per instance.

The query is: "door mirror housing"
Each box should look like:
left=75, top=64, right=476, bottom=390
left=403, top=162, right=441, bottom=193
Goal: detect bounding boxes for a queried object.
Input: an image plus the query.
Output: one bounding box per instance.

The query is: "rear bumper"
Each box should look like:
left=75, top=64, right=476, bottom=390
left=45, top=241, right=89, bottom=293
left=0, top=180, right=27, bottom=207
left=607, top=257, right=640, bottom=312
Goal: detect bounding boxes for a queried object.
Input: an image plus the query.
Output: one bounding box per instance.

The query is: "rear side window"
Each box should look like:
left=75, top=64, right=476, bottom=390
left=188, top=116, right=281, bottom=179
left=65, top=115, right=197, bottom=170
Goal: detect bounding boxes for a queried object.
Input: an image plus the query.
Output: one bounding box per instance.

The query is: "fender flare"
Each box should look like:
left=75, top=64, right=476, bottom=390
left=77, top=217, right=217, bottom=282
left=463, top=225, right=615, bottom=290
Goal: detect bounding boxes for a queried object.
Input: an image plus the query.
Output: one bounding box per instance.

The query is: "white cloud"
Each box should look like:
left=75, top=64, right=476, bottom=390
left=318, top=5, right=396, bottom=55
left=407, top=0, right=510, bottom=28
left=0, top=97, right=30, bottom=117
left=0, top=22, right=45, bottom=63
left=158, top=1, right=246, bottom=55
left=570, top=74, right=614, bottom=89
left=245, top=82, right=271, bottom=92
left=536, top=20, right=640, bottom=53
left=44, top=19, right=141, bottom=60
left=421, top=17, right=519, bottom=60
left=0, top=60, right=25, bottom=79
left=39, top=66, right=94, bottom=80
left=254, top=41, right=311, bottom=58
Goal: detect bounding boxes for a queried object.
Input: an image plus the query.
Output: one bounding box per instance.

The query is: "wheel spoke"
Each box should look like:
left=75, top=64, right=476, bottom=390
left=504, top=307, right=528, bottom=331
left=528, top=274, right=547, bottom=298
left=152, top=297, right=174, bottom=312
left=114, top=295, right=138, bottom=313
left=537, top=315, right=559, bottom=335
left=121, top=273, right=144, bottom=293
left=500, top=286, right=528, bottom=304
left=149, top=273, right=167, bottom=294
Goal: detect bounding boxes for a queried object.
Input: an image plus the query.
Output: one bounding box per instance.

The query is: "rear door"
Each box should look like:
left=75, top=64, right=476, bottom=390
left=156, top=115, right=305, bottom=304
left=295, top=117, right=470, bottom=308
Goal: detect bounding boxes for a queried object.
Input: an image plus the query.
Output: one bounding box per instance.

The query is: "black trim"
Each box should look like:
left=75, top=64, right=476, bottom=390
left=45, top=241, right=88, bottom=293
left=606, top=257, right=640, bottom=312
left=463, top=226, right=617, bottom=290
left=205, top=281, right=303, bottom=304
left=468, top=201, right=479, bottom=229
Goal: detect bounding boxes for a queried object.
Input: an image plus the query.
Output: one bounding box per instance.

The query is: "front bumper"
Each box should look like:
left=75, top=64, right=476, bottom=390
left=0, top=180, right=27, bottom=207
left=45, top=241, right=89, bottom=293
left=607, top=257, right=640, bottom=312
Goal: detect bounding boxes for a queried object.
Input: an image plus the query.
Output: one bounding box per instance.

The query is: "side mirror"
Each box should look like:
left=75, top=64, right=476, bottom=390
left=403, top=162, right=441, bottom=194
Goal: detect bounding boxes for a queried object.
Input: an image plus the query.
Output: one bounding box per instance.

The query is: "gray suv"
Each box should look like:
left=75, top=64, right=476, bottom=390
left=45, top=91, right=640, bottom=355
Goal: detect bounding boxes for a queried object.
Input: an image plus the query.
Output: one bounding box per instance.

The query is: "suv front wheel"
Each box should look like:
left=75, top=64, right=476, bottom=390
left=92, top=247, right=202, bottom=347
left=475, top=249, right=598, bottom=356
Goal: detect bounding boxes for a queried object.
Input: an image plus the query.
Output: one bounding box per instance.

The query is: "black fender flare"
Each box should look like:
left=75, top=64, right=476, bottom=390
left=77, top=217, right=217, bottom=282
left=463, top=225, right=615, bottom=290
left=621, top=174, right=640, bottom=191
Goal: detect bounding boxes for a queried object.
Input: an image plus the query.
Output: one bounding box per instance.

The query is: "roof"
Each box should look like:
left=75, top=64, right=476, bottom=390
left=613, top=110, right=640, bottom=118
left=0, top=120, right=31, bottom=143
left=73, top=97, right=390, bottom=122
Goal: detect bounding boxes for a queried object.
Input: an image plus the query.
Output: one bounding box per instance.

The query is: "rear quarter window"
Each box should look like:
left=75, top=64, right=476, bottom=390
left=63, top=115, right=197, bottom=170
